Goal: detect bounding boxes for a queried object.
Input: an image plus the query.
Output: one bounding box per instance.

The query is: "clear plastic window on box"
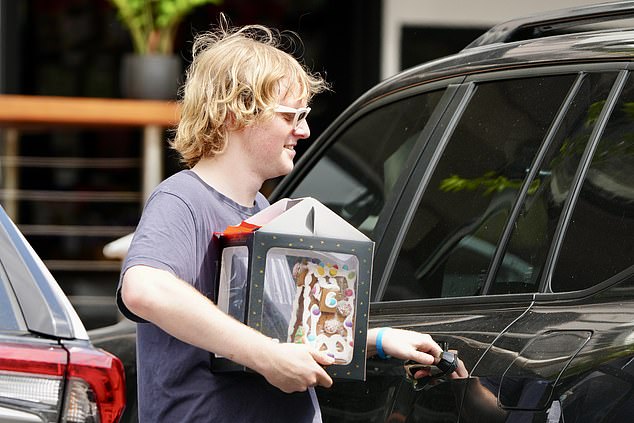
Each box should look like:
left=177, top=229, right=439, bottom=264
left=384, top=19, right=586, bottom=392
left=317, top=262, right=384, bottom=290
left=217, top=246, right=249, bottom=322
left=262, top=248, right=359, bottom=365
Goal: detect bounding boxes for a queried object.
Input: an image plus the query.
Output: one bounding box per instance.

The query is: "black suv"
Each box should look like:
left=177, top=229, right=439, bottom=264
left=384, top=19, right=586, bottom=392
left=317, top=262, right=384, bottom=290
left=267, top=2, right=634, bottom=422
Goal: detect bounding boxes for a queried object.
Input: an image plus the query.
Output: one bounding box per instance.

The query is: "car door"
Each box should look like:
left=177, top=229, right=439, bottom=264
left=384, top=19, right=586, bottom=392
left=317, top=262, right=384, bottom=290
left=469, top=68, right=634, bottom=423
left=275, top=66, right=622, bottom=421
left=366, top=69, right=604, bottom=422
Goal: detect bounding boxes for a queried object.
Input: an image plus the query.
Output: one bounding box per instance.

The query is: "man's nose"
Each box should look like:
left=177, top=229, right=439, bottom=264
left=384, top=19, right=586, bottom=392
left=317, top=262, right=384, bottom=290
left=294, top=119, right=310, bottom=138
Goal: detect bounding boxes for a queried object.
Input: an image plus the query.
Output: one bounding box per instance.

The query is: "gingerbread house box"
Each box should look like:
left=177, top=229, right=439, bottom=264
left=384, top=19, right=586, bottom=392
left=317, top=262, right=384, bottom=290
left=212, top=197, right=374, bottom=380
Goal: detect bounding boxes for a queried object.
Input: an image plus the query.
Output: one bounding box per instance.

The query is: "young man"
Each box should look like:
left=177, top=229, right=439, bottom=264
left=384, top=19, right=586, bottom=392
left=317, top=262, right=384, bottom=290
left=118, top=18, right=444, bottom=422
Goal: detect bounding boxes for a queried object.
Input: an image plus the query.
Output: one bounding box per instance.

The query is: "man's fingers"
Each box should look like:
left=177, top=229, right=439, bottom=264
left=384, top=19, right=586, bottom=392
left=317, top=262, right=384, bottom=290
left=308, top=351, right=334, bottom=388
left=315, top=367, right=333, bottom=388
left=306, top=349, right=334, bottom=388
left=409, top=350, right=436, bottom=366
left=414, top=368, right=432, bottom=379
left=310, top=349, right=336, bottom=366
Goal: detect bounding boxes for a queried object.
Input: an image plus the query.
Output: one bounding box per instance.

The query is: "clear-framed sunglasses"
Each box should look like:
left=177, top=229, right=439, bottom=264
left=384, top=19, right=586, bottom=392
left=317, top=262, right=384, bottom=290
left=274, top=105, right=311, bottom=130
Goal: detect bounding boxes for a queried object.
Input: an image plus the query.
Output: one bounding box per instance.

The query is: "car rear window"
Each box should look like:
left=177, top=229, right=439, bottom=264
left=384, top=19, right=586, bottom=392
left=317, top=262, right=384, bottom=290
left=0, top=221, right=31, bottom=332
left=0, top=272, right=23, bottom=331
left=386, top=74, right=577, bottom=301
left=492, top=72, right=618, bottom=294
left=552, top=73, right=634, bottom=292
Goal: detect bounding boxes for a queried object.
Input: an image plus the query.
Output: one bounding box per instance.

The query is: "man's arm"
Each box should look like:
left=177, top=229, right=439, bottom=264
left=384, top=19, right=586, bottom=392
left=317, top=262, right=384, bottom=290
left=121, top=264, right=334, bottom=393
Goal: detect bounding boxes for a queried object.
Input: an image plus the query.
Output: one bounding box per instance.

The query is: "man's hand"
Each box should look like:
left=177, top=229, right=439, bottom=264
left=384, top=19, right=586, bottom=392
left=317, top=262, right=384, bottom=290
left=367, top=328, right=443, bottom=371
left=448, top=354, right=468, bottom=379
left=255, top=341, right=334, bottom=393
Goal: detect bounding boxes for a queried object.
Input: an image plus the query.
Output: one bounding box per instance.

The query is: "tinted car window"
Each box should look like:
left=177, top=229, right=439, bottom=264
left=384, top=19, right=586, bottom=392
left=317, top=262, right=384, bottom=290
left=0, top=272, right=22, bottom=331
left=492, top=72, right=618, bottom=294
left=290, top=89, right=445, bottom=237
left=0, top=228, right=25, bottom=332
left=386, top=75, right=576, bottom=301
left=552, top=74, right=634, bottom=292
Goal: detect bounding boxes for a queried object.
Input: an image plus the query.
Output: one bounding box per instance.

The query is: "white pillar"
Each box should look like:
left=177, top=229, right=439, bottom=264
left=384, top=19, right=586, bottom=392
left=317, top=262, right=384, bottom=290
left=142, top=125, right=163, bottom=204
left=2, top=128, right=19, bottom=220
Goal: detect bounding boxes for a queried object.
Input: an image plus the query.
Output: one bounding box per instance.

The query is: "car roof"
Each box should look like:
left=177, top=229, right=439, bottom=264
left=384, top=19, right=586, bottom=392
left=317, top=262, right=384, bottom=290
left=466, top=0, right=634, bottom=48
left=362, top=1, right=634, bottom=107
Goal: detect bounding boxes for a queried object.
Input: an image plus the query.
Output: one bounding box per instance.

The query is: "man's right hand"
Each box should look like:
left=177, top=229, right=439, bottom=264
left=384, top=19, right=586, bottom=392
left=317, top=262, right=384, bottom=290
left=256, top=341, right=334, bottom=393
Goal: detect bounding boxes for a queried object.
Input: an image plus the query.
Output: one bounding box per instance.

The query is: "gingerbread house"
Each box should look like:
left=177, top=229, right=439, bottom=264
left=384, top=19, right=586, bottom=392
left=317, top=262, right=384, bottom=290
left=212, top=197, right=374, bottom=380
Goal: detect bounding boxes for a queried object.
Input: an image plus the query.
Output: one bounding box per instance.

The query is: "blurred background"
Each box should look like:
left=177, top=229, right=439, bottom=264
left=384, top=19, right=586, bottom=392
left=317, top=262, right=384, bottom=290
left=0, top=0, right=610, bottom=330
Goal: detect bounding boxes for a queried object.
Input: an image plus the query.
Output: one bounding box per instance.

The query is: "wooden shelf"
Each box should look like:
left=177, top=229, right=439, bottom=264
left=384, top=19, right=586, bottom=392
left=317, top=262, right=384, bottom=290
left=0, top=95, right=176, bottom=281
left=0, top=94, right=177, bottom=214
left=0, top=95, right=180, bottom=128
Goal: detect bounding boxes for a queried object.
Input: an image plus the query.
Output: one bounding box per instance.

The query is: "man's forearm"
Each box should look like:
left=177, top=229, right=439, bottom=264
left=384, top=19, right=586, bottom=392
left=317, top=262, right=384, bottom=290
left=121, top=265, right=276, bottom=371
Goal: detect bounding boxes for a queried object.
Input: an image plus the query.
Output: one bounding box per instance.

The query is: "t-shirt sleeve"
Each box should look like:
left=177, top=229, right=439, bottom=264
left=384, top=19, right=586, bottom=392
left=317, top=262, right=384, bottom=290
left=116, top=190, right=197, bottom=322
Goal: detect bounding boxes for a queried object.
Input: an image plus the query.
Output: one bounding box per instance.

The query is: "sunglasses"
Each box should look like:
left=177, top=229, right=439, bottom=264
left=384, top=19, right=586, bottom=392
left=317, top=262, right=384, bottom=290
left=274, top=105, right=311, bottom=130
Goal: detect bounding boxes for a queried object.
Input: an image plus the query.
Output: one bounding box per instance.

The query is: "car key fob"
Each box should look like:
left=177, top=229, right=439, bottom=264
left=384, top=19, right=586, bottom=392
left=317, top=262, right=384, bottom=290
left=436, top=351, right=458, bottom=374
left=404, top=351, right=457, bottom=377
left=404, top=350, right=458, bottom=391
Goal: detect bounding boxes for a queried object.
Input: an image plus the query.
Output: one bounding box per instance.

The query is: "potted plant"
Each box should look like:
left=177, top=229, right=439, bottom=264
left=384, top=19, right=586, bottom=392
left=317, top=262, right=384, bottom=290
left=110, top=0, right=222, bottom=99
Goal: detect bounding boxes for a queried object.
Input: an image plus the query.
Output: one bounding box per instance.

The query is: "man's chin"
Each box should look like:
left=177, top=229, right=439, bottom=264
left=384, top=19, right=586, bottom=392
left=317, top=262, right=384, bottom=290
left=266, top=164, right=294, bottom=182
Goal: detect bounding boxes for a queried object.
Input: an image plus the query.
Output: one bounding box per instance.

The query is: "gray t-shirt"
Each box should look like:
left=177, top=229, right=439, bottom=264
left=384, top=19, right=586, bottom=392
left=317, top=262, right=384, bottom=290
left=117, top=170, right=320, bottom=422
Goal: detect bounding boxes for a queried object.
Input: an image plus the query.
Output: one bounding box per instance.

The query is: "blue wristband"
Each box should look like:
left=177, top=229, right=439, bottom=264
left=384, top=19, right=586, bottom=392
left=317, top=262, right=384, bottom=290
left=376, top=328, right=391, bottom=359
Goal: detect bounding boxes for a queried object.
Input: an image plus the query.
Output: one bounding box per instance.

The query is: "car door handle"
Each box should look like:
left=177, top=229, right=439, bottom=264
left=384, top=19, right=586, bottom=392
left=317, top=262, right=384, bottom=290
left=404, top=351, right=458, bottom=391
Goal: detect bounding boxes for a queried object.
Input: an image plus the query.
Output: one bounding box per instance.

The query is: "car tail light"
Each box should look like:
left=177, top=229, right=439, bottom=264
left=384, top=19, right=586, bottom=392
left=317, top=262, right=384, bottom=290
left=0, top=343, right=66, bottom=422
left=0, top=342, right=125, bottom=423
left=65, top=346, right=126, bottom=423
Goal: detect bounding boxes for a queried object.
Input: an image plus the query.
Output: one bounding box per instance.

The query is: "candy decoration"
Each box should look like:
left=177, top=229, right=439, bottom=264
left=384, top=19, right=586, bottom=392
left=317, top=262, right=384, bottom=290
left=324, top=318, right=342, bottom=334
left=294, top=326, right=304, bottom=344
left=325, top=292, right=337, bottom=308
left=336, top=301, right=352, bottom=316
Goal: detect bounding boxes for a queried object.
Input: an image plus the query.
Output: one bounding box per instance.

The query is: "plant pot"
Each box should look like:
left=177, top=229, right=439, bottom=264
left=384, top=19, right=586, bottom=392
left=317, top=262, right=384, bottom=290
left=120, top=54, right=181, bottom=100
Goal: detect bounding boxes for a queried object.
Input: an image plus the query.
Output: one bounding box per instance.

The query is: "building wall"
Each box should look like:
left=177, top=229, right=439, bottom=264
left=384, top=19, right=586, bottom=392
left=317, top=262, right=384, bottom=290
left=382, top=0, right=614, bottom=78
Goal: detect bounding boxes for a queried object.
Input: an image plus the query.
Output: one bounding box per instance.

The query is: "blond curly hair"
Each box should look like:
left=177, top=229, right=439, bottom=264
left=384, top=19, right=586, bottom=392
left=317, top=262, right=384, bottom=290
left=171, top=16, right=329, bottom=168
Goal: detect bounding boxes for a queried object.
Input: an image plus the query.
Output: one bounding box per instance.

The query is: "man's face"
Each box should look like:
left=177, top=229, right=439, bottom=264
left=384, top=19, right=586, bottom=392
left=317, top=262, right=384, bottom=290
left=240, top=90, right=311, bottom=181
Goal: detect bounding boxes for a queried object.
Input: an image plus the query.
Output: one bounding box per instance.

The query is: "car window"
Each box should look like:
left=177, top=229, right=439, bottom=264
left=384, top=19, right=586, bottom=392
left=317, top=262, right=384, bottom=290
left=385, top=74, right=577, bottom=301
left=289, top=89, right=445, bottom=237
left=552, top=74, right=634, bottom=292
left=491, top=72, right=618, bottom=294
left=0, top=271, right=23, bottom=331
